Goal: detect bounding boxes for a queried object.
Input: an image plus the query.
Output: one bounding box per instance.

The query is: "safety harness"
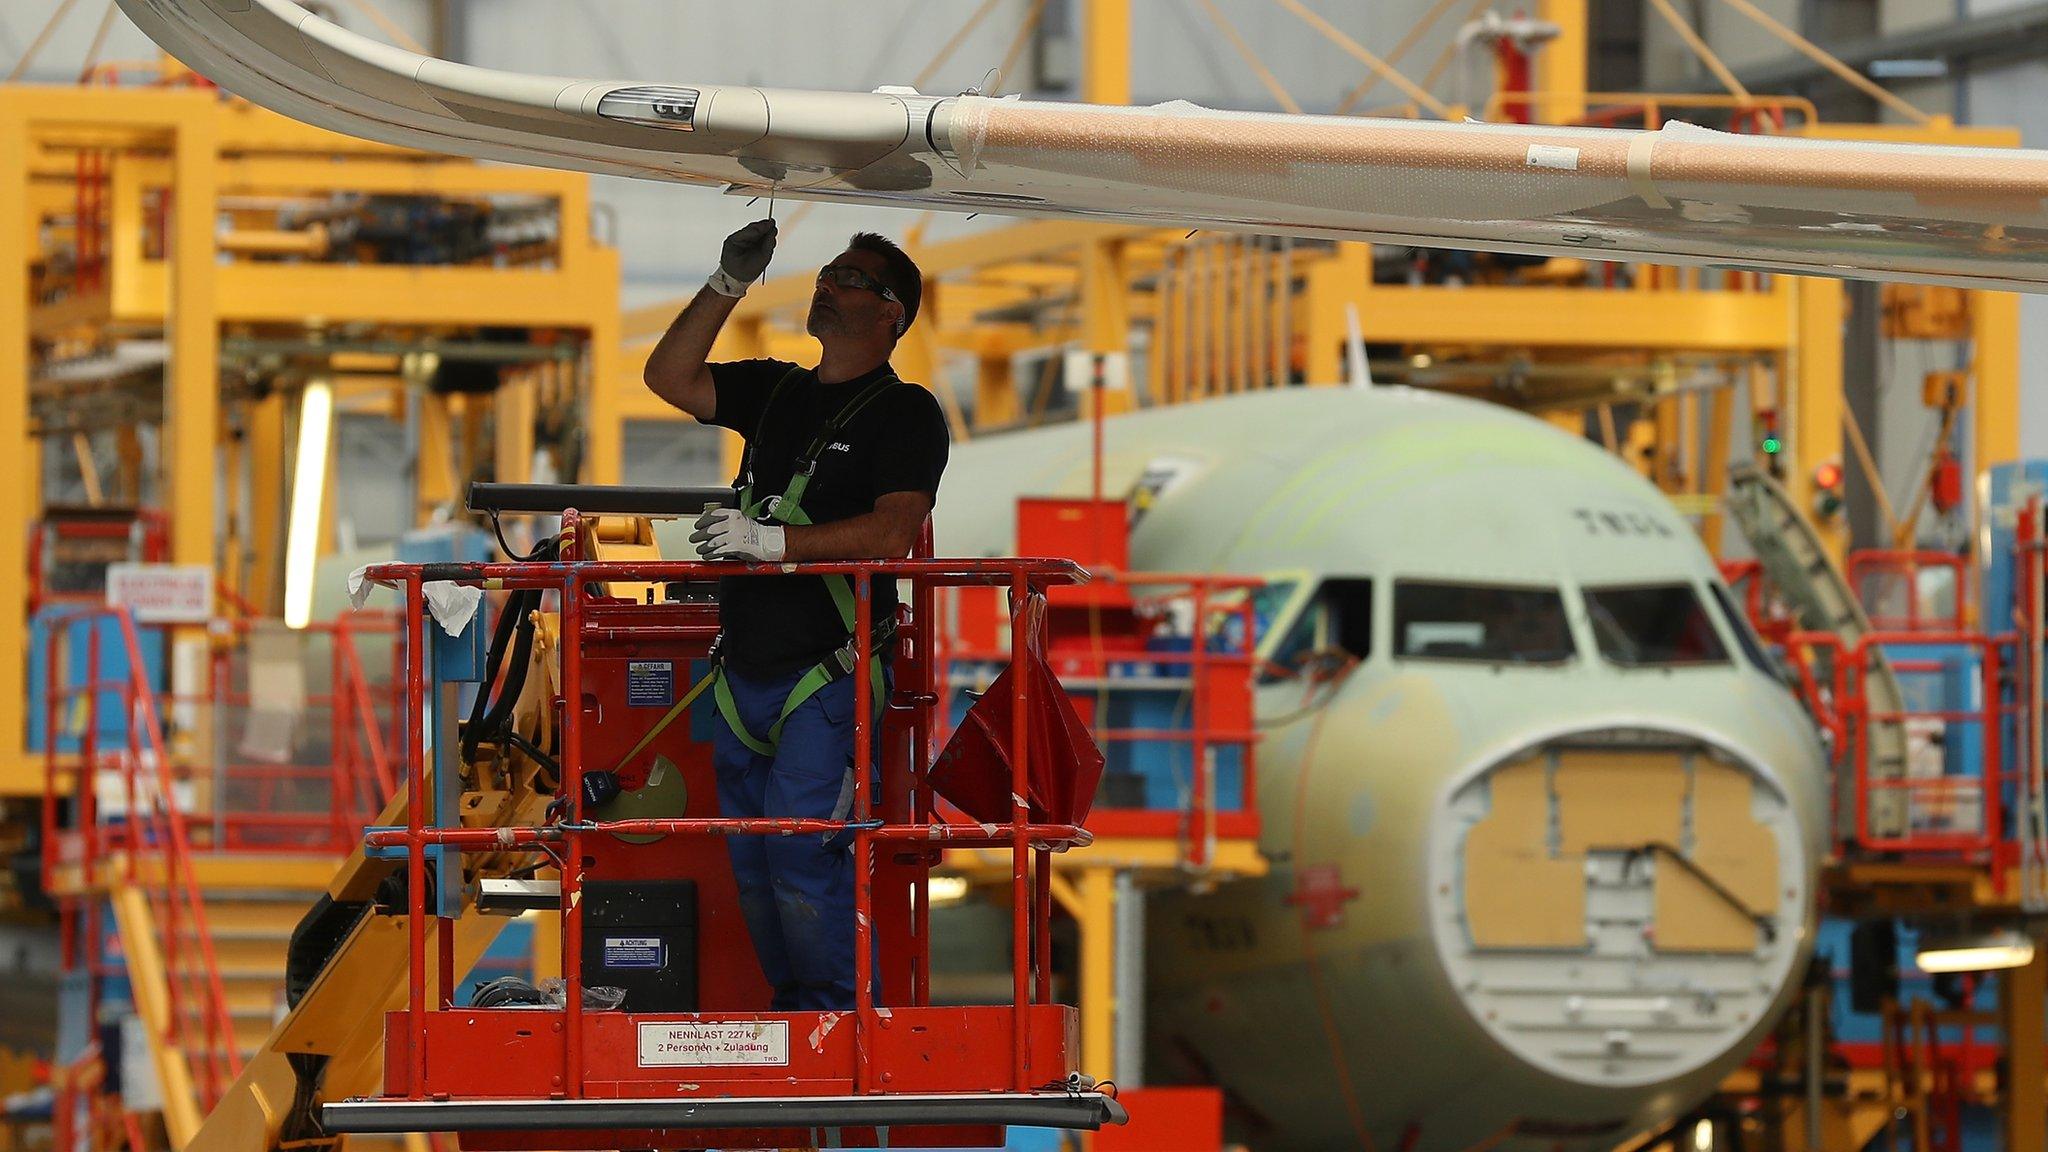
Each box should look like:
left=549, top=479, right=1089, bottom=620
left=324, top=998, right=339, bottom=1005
left=711, top=367, right=899, bottom=756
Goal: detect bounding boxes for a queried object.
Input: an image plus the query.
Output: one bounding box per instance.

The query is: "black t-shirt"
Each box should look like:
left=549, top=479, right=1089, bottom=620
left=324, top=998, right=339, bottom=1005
left=704, top=359, right=950, bottom=677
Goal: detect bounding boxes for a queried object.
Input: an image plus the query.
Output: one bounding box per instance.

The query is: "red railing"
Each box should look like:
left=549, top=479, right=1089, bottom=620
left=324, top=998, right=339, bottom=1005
left=46, top=895, right=104, bottom=1152
left=1778, top=629, right=2015, bottom=868
left=2010, top=498, right=2048, bottom=909
left=935, top=573, right=1262, bottom=865
left=356, top=528, right=1093, bottom=1102
left=335, top=616, right=400, bottom=803
left=174, top=614, right=399, bottom=853
left=38, top=610, right=399, bottom=852
left=38, top=608, right=403, bottom=1139
left=26, top=509, right=170, bottom=615
left=41, top=612, right=401, bottom=855
left=1847, top=550, right=1970, bottom=633
left=40, top=607, right=245, bottom=1110
left=1720, top=545, right=2038, bottom=881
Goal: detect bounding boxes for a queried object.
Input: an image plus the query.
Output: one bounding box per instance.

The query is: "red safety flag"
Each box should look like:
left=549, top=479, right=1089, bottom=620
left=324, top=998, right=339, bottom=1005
left=929, top=598, right=1105, bottom=826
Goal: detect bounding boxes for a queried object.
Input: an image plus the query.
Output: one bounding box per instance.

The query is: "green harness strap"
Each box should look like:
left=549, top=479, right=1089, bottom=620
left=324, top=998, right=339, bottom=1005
left=713, top=370, right=900, bottom=756
left=611, top=667, right=718, bottom=773
left=713, top=650, right=887, bottom=758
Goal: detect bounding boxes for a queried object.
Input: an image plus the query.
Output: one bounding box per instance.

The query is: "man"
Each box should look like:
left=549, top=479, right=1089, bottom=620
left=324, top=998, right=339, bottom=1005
left=642, top=218, right=949, bottom=1011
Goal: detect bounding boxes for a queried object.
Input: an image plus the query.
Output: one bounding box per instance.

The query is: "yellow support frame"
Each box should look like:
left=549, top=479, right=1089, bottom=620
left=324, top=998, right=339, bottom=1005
left=0, top=95, right=27, bottom=801
left=1299, top=245, right=1796, bottom=383
left=2004, top=948, right=2048, bottom=1152
left=108, top=156, right=617, bottom=328
left=1791, top=276, right=1847, bottom=561
left=2, top=85, right=623, bottom=794
left=2, top=85, right=222, bottom=797
left=947, top=839, right=1268, bottom=1087
left=172, top=116, right=222, bottom=570
left=109, top=883, right=204, bottom=1146
left=1079, top=236, right=1134, bottom=418
left=1063, top=867, right=1119, bottom=1081
left=243, top=393, right=285, bottom=614
left=1082, top=0, right=1131, bottom=108
left=1536, top=0, right=1588, bottom=123
left=1973, top=290, right=2021, bottom=478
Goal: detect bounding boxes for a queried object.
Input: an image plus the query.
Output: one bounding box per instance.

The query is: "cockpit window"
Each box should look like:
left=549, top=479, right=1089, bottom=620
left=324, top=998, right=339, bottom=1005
left=1245, top=580, right=1300, bottom=646
left=1264, top=578, right=1373, bottom=681
left=1583, top=584, right=1730, bottom=667
left=1707, top=581, right=1781, bottom=678
left=1393, top=581, right=1574, bottom=664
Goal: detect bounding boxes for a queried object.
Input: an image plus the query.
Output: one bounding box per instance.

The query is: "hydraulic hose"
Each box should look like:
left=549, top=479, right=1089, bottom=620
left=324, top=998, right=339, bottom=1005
left=468, top=592, right=538, bottom=760
left=459, top=536, right=559, bottom=765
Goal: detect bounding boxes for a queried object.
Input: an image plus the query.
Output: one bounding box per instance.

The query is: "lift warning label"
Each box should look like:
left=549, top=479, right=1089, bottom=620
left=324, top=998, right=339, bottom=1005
left=627, top=660, right=675, bottom=707
left=603, top=937, right=665, bottom=969
left=637, top=1021, right=788, bottom=1067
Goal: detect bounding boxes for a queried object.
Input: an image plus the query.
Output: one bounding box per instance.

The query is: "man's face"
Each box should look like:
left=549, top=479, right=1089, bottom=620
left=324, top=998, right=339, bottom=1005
left=806, top=248, right=900, bottom=343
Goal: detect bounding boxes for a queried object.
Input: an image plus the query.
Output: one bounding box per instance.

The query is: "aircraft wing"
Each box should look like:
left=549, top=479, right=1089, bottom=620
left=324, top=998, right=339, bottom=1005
left=122, top=0, right=2048, bottom=292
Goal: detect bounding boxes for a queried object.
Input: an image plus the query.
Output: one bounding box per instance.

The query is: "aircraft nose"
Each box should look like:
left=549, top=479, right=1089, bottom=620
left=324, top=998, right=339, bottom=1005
left=1425, top=727, right=1812, bottom=1088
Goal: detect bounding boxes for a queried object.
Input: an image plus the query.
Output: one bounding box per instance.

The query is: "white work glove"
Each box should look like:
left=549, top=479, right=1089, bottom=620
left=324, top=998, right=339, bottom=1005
left=691, top=507, right=785, bottom=562
left=708, top=218, right=777, bottom=297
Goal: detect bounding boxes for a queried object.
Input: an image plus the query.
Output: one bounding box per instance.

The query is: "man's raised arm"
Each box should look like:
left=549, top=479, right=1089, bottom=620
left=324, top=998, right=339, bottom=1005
left=642, top=219, right=777, bottom=422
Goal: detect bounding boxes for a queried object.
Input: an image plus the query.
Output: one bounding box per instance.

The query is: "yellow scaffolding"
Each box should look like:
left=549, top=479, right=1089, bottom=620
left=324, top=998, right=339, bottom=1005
left=1, top=81, right=623, bottom=797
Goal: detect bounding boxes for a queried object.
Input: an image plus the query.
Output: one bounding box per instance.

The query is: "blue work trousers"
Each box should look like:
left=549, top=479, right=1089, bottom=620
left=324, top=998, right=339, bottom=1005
left=713, top=663, right=884, bottom=1012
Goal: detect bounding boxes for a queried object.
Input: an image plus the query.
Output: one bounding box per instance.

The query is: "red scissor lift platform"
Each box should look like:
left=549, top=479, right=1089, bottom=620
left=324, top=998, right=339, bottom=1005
left=326, top=506, right=1125, bottom=1151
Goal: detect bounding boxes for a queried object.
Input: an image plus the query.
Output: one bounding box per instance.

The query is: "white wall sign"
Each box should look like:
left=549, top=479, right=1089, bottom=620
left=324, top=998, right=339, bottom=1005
left=105, top=563, right=214, bottom=624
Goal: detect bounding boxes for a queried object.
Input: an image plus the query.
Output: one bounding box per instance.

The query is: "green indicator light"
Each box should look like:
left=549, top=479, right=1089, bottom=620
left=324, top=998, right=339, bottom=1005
left=1762, top=436, right=1782, bottom=454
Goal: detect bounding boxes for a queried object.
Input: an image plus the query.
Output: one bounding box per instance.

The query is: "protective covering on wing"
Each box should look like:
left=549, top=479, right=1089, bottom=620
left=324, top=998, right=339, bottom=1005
left=120, top=0, right=2048, bottom=291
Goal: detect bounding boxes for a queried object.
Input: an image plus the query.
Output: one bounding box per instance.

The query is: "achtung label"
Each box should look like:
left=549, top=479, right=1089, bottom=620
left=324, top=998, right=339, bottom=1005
left=637, top=1021, right=788, bottom=1067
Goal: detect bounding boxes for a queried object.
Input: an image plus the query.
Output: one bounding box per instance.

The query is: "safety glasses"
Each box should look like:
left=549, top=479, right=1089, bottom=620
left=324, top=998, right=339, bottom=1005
left=816, top=263, right=901, bottom=305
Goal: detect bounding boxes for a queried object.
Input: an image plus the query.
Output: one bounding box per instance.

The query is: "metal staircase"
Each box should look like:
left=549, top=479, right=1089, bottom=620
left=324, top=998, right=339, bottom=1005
left=43, top=608, right=245, bottom=1147
left=1725, top=463, right=1912, bottom=841
left=40, top=609, right=401, bottom=1152
left=176, top=888, right=334, bottom=1063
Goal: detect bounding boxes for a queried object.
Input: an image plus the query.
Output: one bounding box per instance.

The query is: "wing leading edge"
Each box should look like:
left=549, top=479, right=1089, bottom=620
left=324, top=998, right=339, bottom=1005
left=120, top=0, right=2048, bottom=292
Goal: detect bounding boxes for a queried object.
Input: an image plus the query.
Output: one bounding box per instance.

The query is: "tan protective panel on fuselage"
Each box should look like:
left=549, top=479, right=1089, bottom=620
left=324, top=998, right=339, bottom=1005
left=1689, top=759, right=1781, bottom=914
left=1653, top=759, right=1779, bottom=952
left=1463, top=758, right=1587, bottom=949
left=1553, top=751, right=1685, bottom=853
left=1651, top=860, right=1761, bottom=952
left=1463, top=749, right=1780, bottom=954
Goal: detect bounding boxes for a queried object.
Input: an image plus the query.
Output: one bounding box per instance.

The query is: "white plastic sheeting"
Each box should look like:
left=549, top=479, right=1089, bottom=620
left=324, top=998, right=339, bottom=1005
left=120, top=0, right=2048, bottom=290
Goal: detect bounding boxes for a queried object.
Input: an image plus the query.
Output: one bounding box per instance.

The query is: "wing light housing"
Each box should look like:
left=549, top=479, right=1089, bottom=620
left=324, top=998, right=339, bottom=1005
left=596, top=87, right=700, bottom=132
